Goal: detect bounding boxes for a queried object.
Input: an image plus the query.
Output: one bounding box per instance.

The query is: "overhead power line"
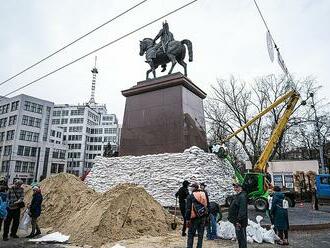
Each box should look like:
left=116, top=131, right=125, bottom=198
left=0, top=0, right=148, bottom=87
left=0, top=0, right=198, bottom=101
left=252, top=0, right=294, bottom=84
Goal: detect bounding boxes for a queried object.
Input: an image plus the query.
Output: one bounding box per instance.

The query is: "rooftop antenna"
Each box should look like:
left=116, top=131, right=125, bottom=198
left=88, top=56, right=98, bottom=105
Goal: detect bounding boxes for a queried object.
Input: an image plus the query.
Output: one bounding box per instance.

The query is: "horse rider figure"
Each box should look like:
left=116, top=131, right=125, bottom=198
left=149, top=20, right=174, bottom=72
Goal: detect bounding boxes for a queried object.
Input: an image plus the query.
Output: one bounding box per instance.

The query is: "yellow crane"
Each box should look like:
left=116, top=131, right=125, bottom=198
left=215, top=90, right=301, bottom=210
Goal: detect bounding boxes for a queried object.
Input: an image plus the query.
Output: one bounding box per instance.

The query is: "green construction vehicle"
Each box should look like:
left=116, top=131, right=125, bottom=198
left=213, top=90, right=300, bottom=211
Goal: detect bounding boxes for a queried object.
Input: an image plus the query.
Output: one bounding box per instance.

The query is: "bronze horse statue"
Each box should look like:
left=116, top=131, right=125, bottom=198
left=139, top=38, right=193, bottom=79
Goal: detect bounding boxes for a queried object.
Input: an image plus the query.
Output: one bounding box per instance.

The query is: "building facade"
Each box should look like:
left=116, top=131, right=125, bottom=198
left=0, top=94, right=68, bottom=184
left=52, top=103, right=120, bottom=177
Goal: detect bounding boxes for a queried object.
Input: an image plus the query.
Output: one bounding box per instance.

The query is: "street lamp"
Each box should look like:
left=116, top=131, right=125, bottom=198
left=310, top=93, right=326, bottom=173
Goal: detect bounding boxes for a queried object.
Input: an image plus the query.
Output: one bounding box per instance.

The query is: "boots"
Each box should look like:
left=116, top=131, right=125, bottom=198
left=25, top=233, right=35, bottom=238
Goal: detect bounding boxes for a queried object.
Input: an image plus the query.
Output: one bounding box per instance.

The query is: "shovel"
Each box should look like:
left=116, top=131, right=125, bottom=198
left=171, top=197, right=178, bottom=230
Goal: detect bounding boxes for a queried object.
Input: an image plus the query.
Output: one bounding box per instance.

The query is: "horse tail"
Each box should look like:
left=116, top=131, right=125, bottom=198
left=181, top=39, right=193, bottom=62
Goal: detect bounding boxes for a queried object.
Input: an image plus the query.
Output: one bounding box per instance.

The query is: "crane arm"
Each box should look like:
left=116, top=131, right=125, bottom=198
left=254, top=91, right=300, bottom=172
left=219, top=90, right=300, bottom=172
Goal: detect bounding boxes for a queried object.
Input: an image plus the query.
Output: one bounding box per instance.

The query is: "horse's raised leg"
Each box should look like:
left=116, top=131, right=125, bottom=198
left=167, top=54, right=177, bottom=75
left=178, top=60, right=187, bottom=76
left=146, top=68, right=153, bottom=80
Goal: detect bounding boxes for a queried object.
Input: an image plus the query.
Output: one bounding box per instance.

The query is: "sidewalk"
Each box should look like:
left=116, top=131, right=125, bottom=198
left=222, top=203, right=330, bottom=231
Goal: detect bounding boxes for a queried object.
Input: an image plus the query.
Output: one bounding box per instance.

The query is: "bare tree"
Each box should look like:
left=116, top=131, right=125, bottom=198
left=206, top=74, right=329, bottom=169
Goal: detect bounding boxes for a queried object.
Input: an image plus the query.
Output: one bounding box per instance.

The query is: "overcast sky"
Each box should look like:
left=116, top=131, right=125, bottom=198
left=1, top=0, right=329, bottom=122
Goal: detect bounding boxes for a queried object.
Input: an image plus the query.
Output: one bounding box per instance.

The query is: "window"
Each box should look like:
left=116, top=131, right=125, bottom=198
left=284, top=175, right=294, bottom=189
left=52, top=119, right=60, bottom=125
left=17, top=146, right=24, bottom=155
left=4, top=145, right=12, bottom=156
left=320, top=176, right=330, bottom=185
left=71, top=109, right=84, bottom=116
left=68, top=135, right=82, bottom=141
left=24, top=101, right=43, bottom=114
left=15, top=161, right=22, bottom=172
left=273, top=175, right=283, bottom=188
left=104, top=128, right=117, bottom=134
left=58, top=164, right=64, bottom=172
left=0, top=117, right=7, bottom=128
left=69, top=126, right=83, bottom=132
left=0, top=104, right=10, bottom=114
left=53, top=110, right=61, bottom=116
left=31, top=147, right=37, bottom=157
left=28, top=162, right=35, bottom=173
left=1, top=161, right=10, bottom=172
left=11, top=101, right=19, bottom=111
left=68, top=143, right=81, bottom=149
left=0, top=132, right=4, bottom=141
left=62, top=110, right=69, bottom=116
left=61, top=118, right=68, bottom=124
left=22, top=115, right=41, bottom=127
left=24, top=146, right=31, bottom=156
left=22, top=115, right=28, bottom=125
left=69, top=118, right=84, bottom=124
left=8, top=115, right=17, bottom=126
left=19, top=130, right=39, bottom=142
left=51, top=163, right=57, bottom=173
left=22, top=162, right=28, bottom=172
left=6, top=130, right=15, bottom=140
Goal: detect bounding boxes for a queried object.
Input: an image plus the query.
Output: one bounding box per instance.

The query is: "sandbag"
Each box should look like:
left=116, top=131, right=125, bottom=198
left=262, top=228, right=280, bottom=244
left=18, top=209, right=31, bottom=233
left=217, top=221, right=236, bottom=240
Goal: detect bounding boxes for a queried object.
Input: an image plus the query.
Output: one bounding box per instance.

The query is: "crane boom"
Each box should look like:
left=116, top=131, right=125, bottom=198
left=220, top=90, right=300, bottom=172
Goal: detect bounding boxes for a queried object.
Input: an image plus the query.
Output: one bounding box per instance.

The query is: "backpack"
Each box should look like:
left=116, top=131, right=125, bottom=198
left=192, top=194, right=208, bottom=218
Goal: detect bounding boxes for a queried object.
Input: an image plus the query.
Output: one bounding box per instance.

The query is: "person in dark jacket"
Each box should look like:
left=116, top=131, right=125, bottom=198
left=271, top=186, right=289, bottom=245
left=186, top=183, right=209, bottom=248
left=207, top=201, right=221, bottom=240
left=228, top=183, right=248, bottom=248
left=3, top=179, right=24, bottom=241
left=26, top=186, right=43, bottom=238
left=175, top=180, right=190, bottom=236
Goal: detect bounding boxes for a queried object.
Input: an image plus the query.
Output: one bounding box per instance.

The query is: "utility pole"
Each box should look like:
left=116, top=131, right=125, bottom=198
left=310, top=93, right=325, bottom=173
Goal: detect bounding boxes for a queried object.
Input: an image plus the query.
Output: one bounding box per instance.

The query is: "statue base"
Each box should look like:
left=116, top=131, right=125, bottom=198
left=119, top=72, right=208, bottom=156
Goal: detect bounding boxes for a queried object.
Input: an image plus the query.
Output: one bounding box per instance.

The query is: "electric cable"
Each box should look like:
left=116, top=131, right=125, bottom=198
left=0, top=0, right=148, bottom=87
left=0, top=0, right=198, bottom=101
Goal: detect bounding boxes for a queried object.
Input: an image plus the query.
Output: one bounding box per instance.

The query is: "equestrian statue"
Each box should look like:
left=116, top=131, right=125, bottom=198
left=139, top=21, right=193, bottom=79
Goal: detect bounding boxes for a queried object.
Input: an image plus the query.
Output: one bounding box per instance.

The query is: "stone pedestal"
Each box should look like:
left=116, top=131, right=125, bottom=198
left=119, top=72, right=207, bottom=156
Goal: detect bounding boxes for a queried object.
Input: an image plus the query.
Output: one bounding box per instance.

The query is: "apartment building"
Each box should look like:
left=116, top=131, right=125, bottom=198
left=0, top=94, right=67, bottom=184
left=52, top=103, right=120, bottom=176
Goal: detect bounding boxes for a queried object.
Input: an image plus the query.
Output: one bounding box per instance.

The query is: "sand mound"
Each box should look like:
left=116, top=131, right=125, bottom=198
left=25, top=173, right=171, bottom=247
left=25, top=173, right=99, bottom=228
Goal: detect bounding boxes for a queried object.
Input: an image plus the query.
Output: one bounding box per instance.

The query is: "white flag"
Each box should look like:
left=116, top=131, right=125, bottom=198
left=266, top=31, right=274, bottom=62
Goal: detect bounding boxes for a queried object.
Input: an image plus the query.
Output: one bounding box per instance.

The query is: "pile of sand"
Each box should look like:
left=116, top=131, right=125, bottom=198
left=25, top=173, right=172, bottom=247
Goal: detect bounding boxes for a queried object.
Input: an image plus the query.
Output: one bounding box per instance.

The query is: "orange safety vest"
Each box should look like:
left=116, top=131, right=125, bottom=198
left=191, top=191, right=208, bottom=219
